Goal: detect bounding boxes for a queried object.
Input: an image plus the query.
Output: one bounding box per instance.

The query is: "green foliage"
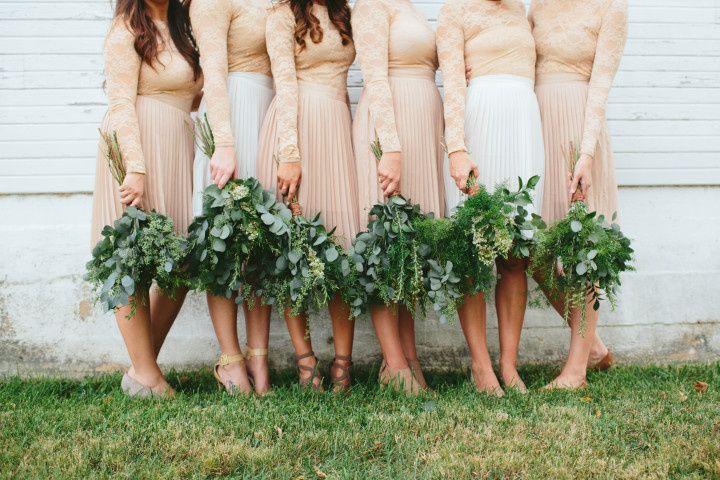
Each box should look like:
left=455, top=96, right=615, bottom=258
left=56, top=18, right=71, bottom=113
left=260, top=211, right=364, bottom=318
left=495, top=176, right=546, bottom=259
left=85, top=206, right=187, bottom=317
left=194, top=113, right=215, bottom=158
left=186, top=179, right=291, bottom=300
left=351, top=196, right=452, bottom=318
left=530, top=201, right=635, bottom=326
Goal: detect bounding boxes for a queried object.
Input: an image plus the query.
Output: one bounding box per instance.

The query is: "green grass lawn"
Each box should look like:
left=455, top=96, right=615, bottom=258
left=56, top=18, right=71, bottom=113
left=1, top=363, right=718, bottom=479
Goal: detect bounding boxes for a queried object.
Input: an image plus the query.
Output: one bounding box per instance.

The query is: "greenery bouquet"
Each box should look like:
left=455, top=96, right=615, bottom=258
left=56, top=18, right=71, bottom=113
left=530, top=146, right=635, bottom=325
left=85, top=131, right=187, bottom=317
left=259, top=201, right=364, bottom=318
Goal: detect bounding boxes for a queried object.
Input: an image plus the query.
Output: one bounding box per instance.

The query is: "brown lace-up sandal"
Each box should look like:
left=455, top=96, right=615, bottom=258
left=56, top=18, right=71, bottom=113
left=213, top=353, right=251, bottom=395
left=296, top=351, right=324, bottom=392
left=330, top=355, right=353, bottom=393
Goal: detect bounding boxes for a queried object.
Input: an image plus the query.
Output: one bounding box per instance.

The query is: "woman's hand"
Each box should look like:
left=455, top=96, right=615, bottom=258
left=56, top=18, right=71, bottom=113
left=569, top=153, right=593, bottom=202
left=465, top=64, right=472, bottom=85
left=277, top=161, right=302, bottom=202
left=377, top=151, right=402, bottom=197
left=119, top=172, right=145, bottom=207
left=449, top=151, right=479, bottom=193
left=210, top=146, right=237, bottom=188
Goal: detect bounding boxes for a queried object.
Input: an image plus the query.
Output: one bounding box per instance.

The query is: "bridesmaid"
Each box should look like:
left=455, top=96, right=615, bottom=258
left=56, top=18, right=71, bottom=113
left=352, top=0, right=445, bottom=393
left=190, top=0, right=273, bottom=395
left=91, top=0, right=202, bottom=397
left=257, top=0, right=359, bottom=392
left=437, top=0, right=544, bottom=395
left=529, top=0, right=628, bottom=388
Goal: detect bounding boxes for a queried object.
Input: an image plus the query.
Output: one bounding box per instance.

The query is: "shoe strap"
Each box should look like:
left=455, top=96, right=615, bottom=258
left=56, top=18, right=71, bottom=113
left=218, top=353, right=245, bottom=367
left=331, top=356, right=352, bottom=384
left=245, top=346, right=268, bottom=358
left=295, top=351, right=316, bottom=362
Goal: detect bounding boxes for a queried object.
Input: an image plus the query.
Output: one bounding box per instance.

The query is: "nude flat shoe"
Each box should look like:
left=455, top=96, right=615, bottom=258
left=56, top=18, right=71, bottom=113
left=245, top=346, right=270, bottom=395
left=213, top=353, right=251, bottom=395
left=121, top=372, right=175, bottom=399
left=589, top=351, right=614, bottom=371
left=542, top=378, right=588, bottom=390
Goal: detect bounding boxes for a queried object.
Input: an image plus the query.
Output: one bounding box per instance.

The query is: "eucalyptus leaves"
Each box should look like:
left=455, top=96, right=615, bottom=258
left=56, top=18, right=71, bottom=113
left=531, top=201, right=634, bottom=324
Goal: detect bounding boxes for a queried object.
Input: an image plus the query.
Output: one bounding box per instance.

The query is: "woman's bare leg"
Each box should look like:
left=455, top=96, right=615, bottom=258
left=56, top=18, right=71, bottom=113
left=116, top=299, right=169, bottom=390
left=496, top=257, right=528, bottom=390
left=148, top=286, right=188, bottom=356
left=284, top=310, right=321, bottom=388
left=398, top=307, right=427, bottom=389
left=328, top=295, right=354, bottom=389
left=243, top=296, right=271, bottom=393
left=458, top=292, right=503, bottom=396
left=207, top=293, right=251, bottom=391
left=546, top=299, right=599, bottom=388
left=370, top=305, right=407, bottom=370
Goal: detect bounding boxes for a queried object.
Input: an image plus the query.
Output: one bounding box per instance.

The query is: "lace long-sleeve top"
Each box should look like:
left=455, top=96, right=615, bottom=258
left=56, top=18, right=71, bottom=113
left=103, top=18, right=202, bottom=173
left=266, top=3, right=355, bottom=163
left=352, top=0, right=437, bottom=153
left=190, top=0, right=271, bottom=148
left=530, top=0, right=628, bottom=157
left=437, top=0, right=535, bottom=155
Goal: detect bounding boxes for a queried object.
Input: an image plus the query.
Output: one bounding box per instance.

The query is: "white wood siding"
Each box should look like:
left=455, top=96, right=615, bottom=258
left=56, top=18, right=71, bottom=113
left=1, top=0, right=719, bottom=193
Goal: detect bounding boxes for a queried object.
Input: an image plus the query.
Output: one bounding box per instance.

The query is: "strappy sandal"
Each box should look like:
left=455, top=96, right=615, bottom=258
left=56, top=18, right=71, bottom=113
left=121, top=372, right=175, bottom=399
left=213, top=353, right=251, bottom=395
left=245, top=346, right=270, bottom=394
left=330, top=355, right=353, bottom=393
left=296, top=351, right=324, bottom=392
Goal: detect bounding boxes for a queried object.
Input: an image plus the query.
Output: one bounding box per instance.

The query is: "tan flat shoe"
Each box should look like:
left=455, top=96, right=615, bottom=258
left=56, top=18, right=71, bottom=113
left=296, top=351, right=324, bottom=392
left=213, top=353, right=251, bottom=395
left=121, top=372, right=175, bottom=399
left=379, top=362, right=421, bottom=395
left=542, top=378, right=588, bottom=390
left=406, top=358, right=428, bottom=390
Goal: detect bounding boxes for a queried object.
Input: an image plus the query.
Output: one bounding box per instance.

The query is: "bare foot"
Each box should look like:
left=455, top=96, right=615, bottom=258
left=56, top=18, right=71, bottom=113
left=500, top=367, right=528, bottom=393
left=543, top=372, right=588, bottom=390
left=471, top=364, right=504, bottom=397
left=407, top=358, right=428, bottom=390
left=216, top=361, right=252, bottom=394
left=246, top=355, right=271, bottom=395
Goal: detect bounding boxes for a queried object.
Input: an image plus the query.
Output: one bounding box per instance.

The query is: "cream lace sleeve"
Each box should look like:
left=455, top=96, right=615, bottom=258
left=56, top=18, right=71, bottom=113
left=190, top=0, right=234, bottom=147
left=104, top=19, right=145, bottom=174
left=352, top=0, right=401, bottom=153
left=436, top=3, right=467, bottom=155
left=580, top=0, right=628, bottom=157
left=266, top=6, right=300, bottom=163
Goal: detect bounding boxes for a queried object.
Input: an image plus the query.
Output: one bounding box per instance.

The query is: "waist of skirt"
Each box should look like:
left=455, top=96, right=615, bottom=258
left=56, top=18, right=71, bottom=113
left=468, top=74, right=534, bottom=90
left=388, top=67, right=436, bottom=81
left=227, top=71, right=274, bottom=90
left=298, top=81, right=348, bottom=102
left=137, top=93, right=194, bottom=113
left=535, top=72, right=590, bottom=86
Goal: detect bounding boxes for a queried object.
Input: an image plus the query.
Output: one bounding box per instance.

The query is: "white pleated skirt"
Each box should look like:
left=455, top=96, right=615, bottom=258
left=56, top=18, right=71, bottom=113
left=192, top=72, right=274, bottom=216
left=446, top=74, right=545, bottom=213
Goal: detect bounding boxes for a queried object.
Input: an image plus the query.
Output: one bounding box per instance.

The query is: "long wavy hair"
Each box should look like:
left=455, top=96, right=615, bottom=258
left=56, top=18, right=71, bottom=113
left=284, top=0, right=352, bottom=51
left=114, top=0, right=201, bottom=80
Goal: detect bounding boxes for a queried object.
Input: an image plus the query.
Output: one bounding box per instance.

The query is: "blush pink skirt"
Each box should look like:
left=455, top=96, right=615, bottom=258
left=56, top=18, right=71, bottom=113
left=535, top=72, right=619, bottom=224
left=256, top=81, right=360, bottom=248
left=353, top=67, right=446, bottom=224
left=91, top=94, right=195, bottom=246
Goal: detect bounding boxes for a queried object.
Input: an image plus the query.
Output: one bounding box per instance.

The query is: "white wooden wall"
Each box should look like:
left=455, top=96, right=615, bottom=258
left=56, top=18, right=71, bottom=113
left=1, top=0, right=719, bottom=193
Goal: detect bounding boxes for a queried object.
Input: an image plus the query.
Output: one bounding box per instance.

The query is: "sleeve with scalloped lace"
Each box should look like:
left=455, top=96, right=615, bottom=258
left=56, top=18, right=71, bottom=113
left=352, top=0, right=401, bottom=153
left=190, top=0, right=234, bottom=148
left=104, top=19, right=145, bottom=174
left=580, top=0, right=627, bottom=157
left=436, top=2, right=467, bottom=155
left=266, top=6, right=300, bottom=163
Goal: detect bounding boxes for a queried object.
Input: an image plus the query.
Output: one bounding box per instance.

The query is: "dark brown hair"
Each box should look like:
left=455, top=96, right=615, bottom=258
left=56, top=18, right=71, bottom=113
left=114, top=0, right=201, bottom=80
left=284, top=0, right=352, bottom=51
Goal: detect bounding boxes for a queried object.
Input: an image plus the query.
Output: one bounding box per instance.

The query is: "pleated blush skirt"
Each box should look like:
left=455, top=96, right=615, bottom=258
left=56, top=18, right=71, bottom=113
left=192, top=72, right=274, bottom=216
left=535, top=72, right=618, bottom=224
left=91, top=94, right=195, bottom=246
left=353, top=67, right=446, bottom=224
left=257, top=81, right=360, bottom=248
left=447, top=74, right=545, bottom=213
